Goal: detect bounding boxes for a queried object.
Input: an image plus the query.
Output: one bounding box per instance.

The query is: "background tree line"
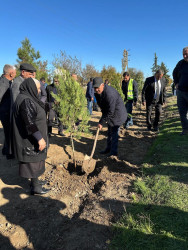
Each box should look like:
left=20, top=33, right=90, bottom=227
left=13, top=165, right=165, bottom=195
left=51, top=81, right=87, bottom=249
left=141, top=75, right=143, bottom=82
left=15, top=38, right=172, bottom=96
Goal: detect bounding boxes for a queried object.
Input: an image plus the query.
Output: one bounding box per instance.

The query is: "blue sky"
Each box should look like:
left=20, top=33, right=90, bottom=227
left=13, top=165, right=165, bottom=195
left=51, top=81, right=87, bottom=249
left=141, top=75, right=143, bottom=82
left=0, top=0, right=187, bottom=78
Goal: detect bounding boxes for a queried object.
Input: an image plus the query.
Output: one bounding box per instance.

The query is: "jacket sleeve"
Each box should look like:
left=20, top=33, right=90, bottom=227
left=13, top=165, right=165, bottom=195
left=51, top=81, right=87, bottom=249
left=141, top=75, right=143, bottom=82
left=173, top=61, right=182, bottom=85
left=162, top=79, right=167, bottom=103
left=0, top=79, right=9, bottom=103
left=142, top=79, right=148, bottom=102
left=19, top=98, right=42, bottom=141
left=46, top=86, right=51, bottom=103
left=88, top=82, right=94, bottom=99
left=40, top=83, right=47, bottom=103
left=12, top=77, right=22, bottom=103
left=99, top=93, right=116, bottom=125
left=121, top=81, right=126, bottom=96
left=133, top=80, right=138, bottom=102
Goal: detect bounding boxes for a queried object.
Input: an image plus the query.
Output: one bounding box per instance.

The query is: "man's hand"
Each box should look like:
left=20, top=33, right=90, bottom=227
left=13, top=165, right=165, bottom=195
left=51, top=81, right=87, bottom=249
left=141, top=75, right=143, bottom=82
left=38, top=138, right=46, bottom=151
left=98, top=123, right=103, bottom=130
left=91, top=97, right=94, bottom=101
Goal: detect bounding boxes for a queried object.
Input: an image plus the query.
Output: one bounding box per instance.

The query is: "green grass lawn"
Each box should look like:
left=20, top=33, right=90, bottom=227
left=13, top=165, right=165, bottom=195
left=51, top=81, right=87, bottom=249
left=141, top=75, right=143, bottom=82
left=110, top=97, right=188, bottom=250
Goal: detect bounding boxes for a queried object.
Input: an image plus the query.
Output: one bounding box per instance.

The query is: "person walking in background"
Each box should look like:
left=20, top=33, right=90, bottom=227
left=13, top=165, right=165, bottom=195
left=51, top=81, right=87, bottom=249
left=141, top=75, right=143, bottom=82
left=122, top=72, right=138, bottom=129
left=173, top=47, right=188, bottom=135
left=0, top=64, right=16, bottom=159
left=86, top=77, right=94, bottom=115
left=142, top=69, right=166, bottom=132
left=39, top=77, right=47, bottom=103
left=46, top=77, right=64, bottom=136
left=93, top=95, right=99, bottom=111
left=13, top=78, right=50, bottom=195
left=12, top=63, right=36, bottom=103
left=94, top=77, right=127, bottom=157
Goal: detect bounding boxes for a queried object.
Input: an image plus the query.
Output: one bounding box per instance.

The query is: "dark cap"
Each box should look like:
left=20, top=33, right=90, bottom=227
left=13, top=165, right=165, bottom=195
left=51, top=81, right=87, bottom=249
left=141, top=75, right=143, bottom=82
left=20, top=63, right=36, bottom=73
left=93, top=77, right=103, bottom=88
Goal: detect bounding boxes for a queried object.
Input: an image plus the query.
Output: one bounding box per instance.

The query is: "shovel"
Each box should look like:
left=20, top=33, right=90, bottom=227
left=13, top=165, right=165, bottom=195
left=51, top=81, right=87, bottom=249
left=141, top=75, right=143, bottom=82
left=82, top=127, right=100, bottom=174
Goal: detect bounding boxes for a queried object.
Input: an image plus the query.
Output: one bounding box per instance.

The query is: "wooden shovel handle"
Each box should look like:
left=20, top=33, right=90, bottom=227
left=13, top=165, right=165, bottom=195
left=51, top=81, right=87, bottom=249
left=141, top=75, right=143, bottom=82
left=90, top=127, right=100, bottom=159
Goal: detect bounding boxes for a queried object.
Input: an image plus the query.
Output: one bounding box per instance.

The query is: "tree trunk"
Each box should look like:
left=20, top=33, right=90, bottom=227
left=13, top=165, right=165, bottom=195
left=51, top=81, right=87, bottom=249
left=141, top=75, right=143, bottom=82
left=70, top=132, right=76, bottom=168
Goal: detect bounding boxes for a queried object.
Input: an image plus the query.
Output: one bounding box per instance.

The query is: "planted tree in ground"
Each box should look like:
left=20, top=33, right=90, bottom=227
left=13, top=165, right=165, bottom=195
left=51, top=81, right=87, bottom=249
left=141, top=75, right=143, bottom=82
left=51, top=71, right=90, bottom=167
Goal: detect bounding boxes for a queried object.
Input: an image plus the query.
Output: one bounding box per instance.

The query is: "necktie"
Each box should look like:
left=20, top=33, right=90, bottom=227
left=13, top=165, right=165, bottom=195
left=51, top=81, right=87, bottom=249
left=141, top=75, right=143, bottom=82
left=156, top=80, right=160, bottom=102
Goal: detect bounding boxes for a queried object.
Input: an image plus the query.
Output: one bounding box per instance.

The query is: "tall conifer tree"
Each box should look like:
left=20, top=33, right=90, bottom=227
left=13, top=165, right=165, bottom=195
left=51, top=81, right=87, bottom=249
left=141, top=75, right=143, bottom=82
left=151, top=53, right=160, bottom=74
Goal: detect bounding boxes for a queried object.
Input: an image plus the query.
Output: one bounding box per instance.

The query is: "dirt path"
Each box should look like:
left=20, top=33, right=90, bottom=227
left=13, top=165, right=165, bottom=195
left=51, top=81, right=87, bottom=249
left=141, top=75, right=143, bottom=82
left=0, top=94, right=172, bottom=250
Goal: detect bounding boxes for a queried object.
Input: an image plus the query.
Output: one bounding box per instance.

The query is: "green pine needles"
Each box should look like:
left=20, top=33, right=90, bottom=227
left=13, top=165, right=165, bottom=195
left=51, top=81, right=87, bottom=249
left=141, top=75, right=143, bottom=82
left=51, top=72, right=90, bottom=164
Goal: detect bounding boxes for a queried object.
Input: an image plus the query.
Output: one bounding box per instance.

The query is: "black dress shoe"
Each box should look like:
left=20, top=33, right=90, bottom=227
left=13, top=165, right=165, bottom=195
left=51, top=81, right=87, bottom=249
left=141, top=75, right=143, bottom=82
left=100, top=149, right=110, bottom=154
left=30, top=187, right=50, bottom=195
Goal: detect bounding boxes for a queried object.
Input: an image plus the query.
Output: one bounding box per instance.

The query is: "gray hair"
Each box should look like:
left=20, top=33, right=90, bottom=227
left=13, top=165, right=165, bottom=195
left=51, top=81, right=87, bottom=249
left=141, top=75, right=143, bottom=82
left=156, top=69, right=164, bottom=75
left=183, top=47, right=188, bottom=51
left=32, top=78, right=40, bottom=86
left=3, top=64, right=16, bottom=75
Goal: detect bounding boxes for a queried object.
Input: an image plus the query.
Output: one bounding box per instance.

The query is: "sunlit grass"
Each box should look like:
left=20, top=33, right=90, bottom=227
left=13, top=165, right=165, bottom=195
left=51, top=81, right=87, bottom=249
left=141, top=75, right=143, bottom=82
left=110, top=96, right=188, bottom=250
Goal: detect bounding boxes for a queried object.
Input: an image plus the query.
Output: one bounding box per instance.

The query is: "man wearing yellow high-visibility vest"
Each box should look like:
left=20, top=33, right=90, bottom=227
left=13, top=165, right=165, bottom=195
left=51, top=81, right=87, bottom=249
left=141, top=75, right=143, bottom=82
left=122, top=72, right=138, bottom=129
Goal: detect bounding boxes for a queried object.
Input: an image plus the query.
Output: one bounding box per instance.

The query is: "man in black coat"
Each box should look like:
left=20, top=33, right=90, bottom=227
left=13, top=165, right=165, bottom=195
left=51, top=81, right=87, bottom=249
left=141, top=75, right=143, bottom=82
left=0, top=64, right=16, bottom=159
left=173, top=47, right=188, bottom=135
left=94, top=77, right=127, bottom=156
left=142, top=69, right=166, bottom=131
left=46, top=77, right=64, bottom=136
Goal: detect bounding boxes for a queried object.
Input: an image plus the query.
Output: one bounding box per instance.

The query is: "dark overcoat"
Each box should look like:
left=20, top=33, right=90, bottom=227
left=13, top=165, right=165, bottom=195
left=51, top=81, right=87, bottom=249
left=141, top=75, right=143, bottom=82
left=95, top=85, right=127, bottom=127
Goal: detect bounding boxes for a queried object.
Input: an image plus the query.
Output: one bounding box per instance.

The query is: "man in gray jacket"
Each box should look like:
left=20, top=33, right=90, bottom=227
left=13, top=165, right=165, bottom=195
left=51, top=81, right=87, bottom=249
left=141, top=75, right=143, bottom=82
left=94, top=77, right=127, bottom=156
left=0, top=64, right=16, bottom=158
left=12, top=63, right=36, bottom=103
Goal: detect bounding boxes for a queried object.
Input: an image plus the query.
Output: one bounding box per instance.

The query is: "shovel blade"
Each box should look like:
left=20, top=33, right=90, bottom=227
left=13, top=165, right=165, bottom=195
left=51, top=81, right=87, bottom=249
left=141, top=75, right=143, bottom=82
left=82, top=158, right=96, bottom=174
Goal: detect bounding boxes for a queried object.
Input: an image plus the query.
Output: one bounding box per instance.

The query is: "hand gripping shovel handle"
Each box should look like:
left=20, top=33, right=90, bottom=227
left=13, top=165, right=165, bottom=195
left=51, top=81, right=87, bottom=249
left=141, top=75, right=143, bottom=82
left=90, top=127, right=100, bottom=159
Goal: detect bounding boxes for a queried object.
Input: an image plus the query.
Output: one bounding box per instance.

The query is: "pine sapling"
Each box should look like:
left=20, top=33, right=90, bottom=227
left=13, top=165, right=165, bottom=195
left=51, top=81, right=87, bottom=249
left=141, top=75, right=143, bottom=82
left=51, top=71, right=90, bottom=167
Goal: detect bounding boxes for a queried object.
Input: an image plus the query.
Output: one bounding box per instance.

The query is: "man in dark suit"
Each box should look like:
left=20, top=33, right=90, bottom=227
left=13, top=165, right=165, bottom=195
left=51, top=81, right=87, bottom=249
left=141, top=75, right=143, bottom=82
left=0, top=64, right=17, bottom=159
left=142, top=69, right=166, bottom=131
left=93, top=77, right=127, bottom=156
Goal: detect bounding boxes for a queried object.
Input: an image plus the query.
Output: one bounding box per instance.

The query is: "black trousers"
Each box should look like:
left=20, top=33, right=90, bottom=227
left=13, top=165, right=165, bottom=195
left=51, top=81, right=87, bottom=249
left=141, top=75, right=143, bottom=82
left=1, top=114, right=12, bottom=155
left=146, top=101, right=162, bottom=128
left=48, top=109, right=63, bottom=133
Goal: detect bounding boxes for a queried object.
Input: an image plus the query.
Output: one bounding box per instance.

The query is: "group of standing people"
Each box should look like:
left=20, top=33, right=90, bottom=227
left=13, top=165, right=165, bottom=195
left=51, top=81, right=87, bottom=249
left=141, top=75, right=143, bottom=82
left=85, top=68, right=167, bottom=157
left=0, top=63, right=50, bottom=195
left=0, top=46, right=187, bottom=195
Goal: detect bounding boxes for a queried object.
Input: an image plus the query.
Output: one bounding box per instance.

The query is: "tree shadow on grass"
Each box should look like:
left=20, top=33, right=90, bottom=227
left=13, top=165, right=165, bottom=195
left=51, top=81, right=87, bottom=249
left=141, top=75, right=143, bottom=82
left=100, top=199, right=188, bottom=250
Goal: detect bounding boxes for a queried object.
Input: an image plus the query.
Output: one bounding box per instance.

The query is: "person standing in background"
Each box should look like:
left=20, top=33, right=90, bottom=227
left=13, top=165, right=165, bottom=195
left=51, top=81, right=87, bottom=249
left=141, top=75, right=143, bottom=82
left=86, top=77, right=94, bottom=115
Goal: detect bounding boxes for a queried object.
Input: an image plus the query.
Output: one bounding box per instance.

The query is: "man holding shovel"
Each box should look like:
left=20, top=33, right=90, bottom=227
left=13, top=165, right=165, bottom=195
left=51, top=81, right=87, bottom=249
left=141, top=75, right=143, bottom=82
left=93, top=77, right=127, bottom=156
